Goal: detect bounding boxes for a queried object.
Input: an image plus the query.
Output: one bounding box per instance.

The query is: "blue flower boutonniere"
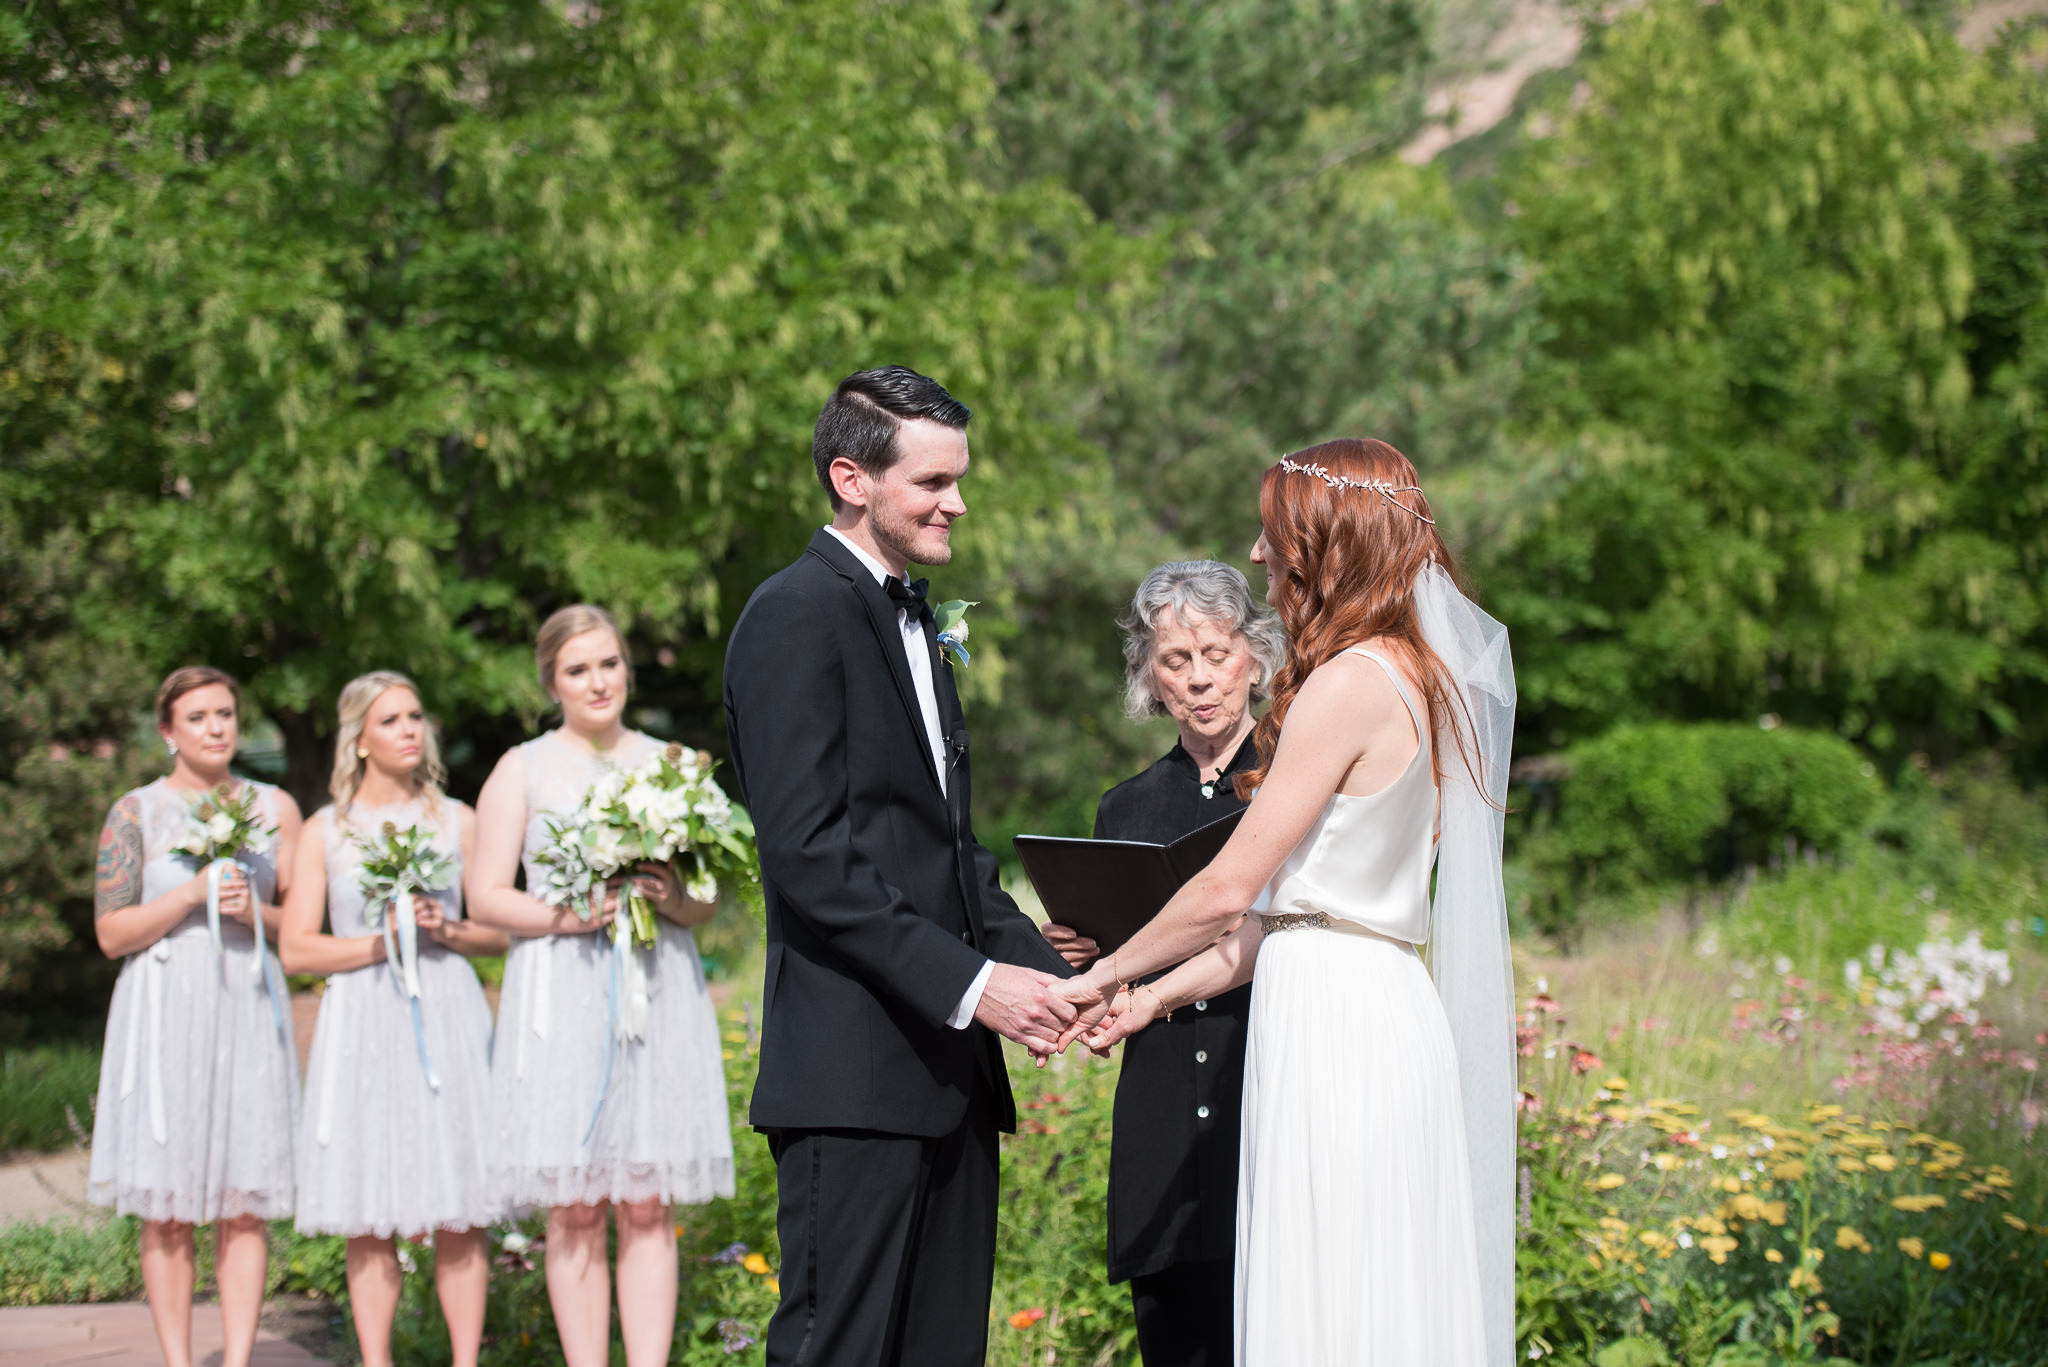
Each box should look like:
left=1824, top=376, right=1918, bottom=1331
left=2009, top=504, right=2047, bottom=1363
left=933, top=599, right=976, bottom=669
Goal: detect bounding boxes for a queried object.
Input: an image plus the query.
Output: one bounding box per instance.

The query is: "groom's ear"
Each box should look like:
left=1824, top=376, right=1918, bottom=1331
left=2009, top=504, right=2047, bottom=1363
left=828, top=455, right=873, bottom=513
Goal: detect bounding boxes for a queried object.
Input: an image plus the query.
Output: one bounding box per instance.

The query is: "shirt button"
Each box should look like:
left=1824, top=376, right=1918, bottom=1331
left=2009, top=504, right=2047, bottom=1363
left=1196, top=1105, right=1211, bottom=1119
left=1195, top=1050, right=1208, bottom=1063
left=1194, top=1000, right=1208, bottom=1012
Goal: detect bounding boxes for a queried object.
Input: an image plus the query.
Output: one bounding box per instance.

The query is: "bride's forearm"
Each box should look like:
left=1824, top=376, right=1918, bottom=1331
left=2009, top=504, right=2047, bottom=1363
left=1091, top=868, right=1254, bottom=990
left=1147, top=918, right=1263, bottom=1015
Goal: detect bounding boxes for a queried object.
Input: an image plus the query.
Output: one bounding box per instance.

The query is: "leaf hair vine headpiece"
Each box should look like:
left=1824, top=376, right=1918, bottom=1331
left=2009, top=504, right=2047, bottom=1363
left=1276, top=455, right=1435, bottom=524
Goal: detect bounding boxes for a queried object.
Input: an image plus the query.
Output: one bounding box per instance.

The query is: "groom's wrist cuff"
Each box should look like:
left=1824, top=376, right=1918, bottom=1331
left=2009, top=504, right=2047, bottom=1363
left=946, top=958, right=994, bottom=1029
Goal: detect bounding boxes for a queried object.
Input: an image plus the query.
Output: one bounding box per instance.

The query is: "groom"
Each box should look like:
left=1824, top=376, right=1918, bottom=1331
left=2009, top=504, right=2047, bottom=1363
left=723, top=366, right=1078, bottom=1366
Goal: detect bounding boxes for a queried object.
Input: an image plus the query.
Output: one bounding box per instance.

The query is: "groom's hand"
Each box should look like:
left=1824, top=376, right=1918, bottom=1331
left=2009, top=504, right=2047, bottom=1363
left=973, top=964, right=1079, bottom=1057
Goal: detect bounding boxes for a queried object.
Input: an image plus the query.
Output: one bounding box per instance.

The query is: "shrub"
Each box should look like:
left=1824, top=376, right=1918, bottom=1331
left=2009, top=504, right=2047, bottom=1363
left=1517, top=722, right=1883, bottom=939
left=0, top=1043, right=99, bottom=1153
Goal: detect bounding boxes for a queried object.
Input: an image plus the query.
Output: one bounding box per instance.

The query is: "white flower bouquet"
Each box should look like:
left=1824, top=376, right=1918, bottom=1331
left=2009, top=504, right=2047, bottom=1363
left=352, top=820, right=459, bottom=1089
left=174, top=782, right=279, bottom=960
left=536, top=743, right=757, bottom=950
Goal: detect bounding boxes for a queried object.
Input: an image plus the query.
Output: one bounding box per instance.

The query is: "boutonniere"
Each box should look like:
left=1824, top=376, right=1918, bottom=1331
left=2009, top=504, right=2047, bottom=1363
left=933, top=599, right=976, bottom=668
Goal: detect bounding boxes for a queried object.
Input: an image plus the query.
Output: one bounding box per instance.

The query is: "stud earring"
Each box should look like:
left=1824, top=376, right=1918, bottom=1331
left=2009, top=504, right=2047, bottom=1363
left=165, top=739, right=177, bottom=757
left=357, top=748, right=369, bottom=759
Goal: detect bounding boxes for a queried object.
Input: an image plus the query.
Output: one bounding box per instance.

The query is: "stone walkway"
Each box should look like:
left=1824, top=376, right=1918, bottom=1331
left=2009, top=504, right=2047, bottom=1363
left=0, top=1303, right=327, bottom=1366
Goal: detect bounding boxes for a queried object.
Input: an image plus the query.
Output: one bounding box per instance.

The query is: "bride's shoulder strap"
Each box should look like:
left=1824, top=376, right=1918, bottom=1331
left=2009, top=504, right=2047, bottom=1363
left=1338, top=646, right=1426, bottom=743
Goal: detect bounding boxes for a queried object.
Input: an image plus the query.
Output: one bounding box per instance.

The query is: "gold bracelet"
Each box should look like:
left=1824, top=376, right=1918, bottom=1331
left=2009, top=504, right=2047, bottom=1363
left=1141, top=983, right=1172, bottom=1022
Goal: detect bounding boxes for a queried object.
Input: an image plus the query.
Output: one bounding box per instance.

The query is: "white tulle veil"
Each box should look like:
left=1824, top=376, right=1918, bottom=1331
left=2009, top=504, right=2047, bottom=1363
left=1414, top=559, right=1517, bottom=1367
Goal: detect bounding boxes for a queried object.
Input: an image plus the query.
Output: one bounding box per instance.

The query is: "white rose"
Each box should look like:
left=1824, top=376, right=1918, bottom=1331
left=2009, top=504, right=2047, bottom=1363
left=693, top=789, right=732, bottom=825
left=948, top=618, right=969, bottom=643
left=206, top=812, right=237, bottom=845
left=621, top=780, right=660, bottom=823
left=685, top=871, right=718, bottom=904
left=175, top=831, right=209, bottom=857
left=648, top=838, right=676, bottom=862
left=588, top=826, right=627, bottom=873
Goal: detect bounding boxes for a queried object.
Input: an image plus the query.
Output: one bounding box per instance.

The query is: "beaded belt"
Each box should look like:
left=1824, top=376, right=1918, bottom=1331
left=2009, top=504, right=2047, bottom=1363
left=1262, top=911, right=1331, bottom=933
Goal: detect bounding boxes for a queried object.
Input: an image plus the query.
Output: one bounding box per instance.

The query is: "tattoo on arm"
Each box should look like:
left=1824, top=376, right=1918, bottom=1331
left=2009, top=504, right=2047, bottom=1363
left=95, top=796, right=144, bottom=919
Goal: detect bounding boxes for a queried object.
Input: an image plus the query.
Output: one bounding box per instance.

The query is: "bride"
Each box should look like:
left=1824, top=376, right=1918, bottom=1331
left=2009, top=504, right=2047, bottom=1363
left=1059, top=438, right=1516, bottom=1366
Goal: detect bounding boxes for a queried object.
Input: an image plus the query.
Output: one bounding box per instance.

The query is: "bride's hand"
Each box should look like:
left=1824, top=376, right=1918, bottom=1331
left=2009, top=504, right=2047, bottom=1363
left=1050, top=969, right=1117, bottom=1053
left=1085, top=985, right=1161, bottom=1054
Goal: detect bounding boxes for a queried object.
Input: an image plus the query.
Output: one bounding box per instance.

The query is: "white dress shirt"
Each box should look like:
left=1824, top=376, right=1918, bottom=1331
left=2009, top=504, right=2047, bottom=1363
left=824, top=526, right=992, bottom=1029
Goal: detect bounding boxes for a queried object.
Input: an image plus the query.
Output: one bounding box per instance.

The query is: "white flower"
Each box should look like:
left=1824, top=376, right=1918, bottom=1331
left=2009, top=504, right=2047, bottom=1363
left=500, top=1230, right=532, bottom=1253
left=206, top=811, right=237, bottom=844
left=686, top=871, right=718, bottom=904
left=693, top=788, right=733, bottom=825
left=588, top=826, right=627, bottom=873
left=175, top=831, right=210, bottom=857
left=946, top=617, right=969, bottom=644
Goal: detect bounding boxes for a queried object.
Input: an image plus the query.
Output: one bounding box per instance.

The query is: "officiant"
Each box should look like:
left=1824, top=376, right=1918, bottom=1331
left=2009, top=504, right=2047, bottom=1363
left=1041, top=560, right=1284, bottom=1367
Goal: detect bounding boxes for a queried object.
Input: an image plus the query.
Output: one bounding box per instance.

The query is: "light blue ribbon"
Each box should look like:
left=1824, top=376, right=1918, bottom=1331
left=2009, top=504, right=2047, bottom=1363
left=582, top=929, right=628, bottom=1147
left=207, top=857, right=286, bottom=1035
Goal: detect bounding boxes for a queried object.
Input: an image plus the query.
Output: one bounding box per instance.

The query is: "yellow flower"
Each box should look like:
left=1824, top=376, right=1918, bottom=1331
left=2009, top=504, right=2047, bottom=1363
left=1771, top=1160, right=1809, bottom=1182
left=1898, top=1237, right=1925, bottom=1260
left=1604, top=1076, right=1630, bottom=1093
left=765, top=1276, right=780, bottom=1294
left=1892, top=1195, right=1948, bottom=1214
left=1592, top=1173, right=1627, bottom=1191
left=1693, top=1216, right=1728, bottom=1236
left=1788, top=1266, right=1822, bottom=1293
left=743, top=1253, right=772, bottom=1276
left=1700, top=1235, right=1740, bottom=1264
left=1867, top=1153, right=1898, bottom=1172
left=1835, top=1157, right=1869, bottom=1175
left=1761, top=1201, right=1789, bottom=1227
left=1928, top=1252, right=1952, bottom=1271
left=1653, top=1153, right=1684, bottom=1172
left=2003, top=1214, right=2030, bottom=1232
left=1807, top=1105, right=1845, bottom=1122
left=1835, top=1227, right=1872, bottom=1253
left=1599, top=1217, right=1631, bottom=1233
left=1765, top=1248, right=1784, bottom=1263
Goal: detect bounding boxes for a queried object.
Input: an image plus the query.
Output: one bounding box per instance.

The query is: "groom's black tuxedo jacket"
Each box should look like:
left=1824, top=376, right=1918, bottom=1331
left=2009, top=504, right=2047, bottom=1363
left=723, top=530, right=1072, bottom=1138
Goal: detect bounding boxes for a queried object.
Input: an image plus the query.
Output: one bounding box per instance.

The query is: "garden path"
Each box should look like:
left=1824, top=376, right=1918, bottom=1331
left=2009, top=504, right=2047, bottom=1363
left=0, top=1303, right=326, bottom=1365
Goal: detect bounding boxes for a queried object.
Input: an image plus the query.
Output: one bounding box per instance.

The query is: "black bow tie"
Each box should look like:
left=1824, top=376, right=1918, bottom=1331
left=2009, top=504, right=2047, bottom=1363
left=885, top=575, right=933, bottom=628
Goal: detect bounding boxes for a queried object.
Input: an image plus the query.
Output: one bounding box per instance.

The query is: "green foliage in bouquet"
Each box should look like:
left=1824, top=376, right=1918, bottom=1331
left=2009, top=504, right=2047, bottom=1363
left=173, top=784, right=276, bottom=864
left=352, top=821, right=458, bottom=922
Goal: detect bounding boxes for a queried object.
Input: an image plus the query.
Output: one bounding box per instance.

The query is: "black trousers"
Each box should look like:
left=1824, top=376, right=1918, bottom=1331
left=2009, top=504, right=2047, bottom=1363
left=1131, top=1257, right=1235, bottom=1367
left=763, top=1109, right=999, bottom=1367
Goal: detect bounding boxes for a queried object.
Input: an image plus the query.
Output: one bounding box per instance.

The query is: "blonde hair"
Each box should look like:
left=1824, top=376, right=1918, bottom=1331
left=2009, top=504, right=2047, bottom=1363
left=536, top=604, right=633, bottom=700
left=330, top=670, right=447, bottom=815
left=156, top=666, right=241, bottom=726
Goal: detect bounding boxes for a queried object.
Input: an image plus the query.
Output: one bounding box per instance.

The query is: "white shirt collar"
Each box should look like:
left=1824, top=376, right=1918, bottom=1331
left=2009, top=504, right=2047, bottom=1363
left=823, top=525, right=907, bottom=588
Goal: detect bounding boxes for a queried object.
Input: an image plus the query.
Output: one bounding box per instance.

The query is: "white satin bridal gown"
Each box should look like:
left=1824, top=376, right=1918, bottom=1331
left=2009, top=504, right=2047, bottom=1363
left=1237, top=647, right=1486, bottom=1366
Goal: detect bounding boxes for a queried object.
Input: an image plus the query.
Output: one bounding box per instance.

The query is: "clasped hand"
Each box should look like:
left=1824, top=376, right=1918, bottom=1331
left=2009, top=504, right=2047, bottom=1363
left=977, top=961, right=1163, bottom=1064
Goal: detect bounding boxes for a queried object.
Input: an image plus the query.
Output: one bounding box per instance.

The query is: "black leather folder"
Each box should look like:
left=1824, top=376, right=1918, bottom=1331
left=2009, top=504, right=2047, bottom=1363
left=1012, top=808, right=1245, bottom=953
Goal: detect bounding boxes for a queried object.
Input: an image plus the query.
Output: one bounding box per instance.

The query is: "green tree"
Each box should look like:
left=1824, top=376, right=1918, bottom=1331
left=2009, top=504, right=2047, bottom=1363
left=0, top=516, right=159, bottom=1036
left=1493, top=0, right=2047, bottom=769
left=1, top=0, right=1145, bottom=809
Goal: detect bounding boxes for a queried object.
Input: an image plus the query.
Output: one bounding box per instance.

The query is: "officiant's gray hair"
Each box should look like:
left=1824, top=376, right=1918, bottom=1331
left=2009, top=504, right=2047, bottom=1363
left=1120, top=561, right=1285, bottom=720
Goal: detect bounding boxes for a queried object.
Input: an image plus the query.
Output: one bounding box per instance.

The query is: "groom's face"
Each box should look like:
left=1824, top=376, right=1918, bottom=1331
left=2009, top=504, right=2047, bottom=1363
left=861, top=419, right=970, bottom=568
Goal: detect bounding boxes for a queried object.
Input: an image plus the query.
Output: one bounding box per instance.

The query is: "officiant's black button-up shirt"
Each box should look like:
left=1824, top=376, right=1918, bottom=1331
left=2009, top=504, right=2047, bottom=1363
left=1096, top=737, right=1257, bottom=1284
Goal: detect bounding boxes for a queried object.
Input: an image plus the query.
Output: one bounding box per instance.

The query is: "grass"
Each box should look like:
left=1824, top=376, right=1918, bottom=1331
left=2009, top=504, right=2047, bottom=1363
left=0, top=1042, right=98, bottom=1154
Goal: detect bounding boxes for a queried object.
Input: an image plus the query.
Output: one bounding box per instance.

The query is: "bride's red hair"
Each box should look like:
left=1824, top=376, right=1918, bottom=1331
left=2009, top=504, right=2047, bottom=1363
left=1236, top=438, right=1472, bottom=798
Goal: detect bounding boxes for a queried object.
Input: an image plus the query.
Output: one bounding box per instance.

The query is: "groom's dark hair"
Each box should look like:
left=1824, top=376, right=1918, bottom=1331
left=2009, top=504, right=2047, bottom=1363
left=812, top=366, right=971, bottom=511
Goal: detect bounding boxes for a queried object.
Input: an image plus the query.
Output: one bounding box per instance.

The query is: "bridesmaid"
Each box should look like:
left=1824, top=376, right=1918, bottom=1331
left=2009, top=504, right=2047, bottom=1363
left=279, top=671, right=506, bottom=1367
left=88, top=666, right=303, bottom=1367
left=469, top=605, right=735, bottom=1367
